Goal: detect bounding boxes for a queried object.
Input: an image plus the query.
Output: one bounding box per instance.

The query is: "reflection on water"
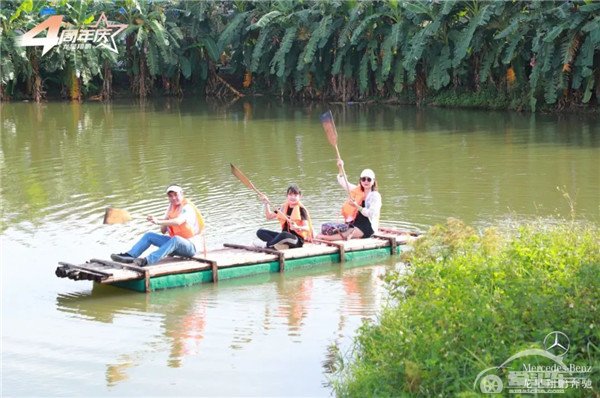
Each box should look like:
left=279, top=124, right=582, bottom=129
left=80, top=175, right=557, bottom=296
left=275, top=277, right=313, bottom=335
left=51, top=263, right=387, bottom=395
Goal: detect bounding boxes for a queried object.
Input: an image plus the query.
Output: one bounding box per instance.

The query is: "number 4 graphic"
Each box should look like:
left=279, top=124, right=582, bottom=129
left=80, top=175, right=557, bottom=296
left=16, top=15, right=63, bottom=55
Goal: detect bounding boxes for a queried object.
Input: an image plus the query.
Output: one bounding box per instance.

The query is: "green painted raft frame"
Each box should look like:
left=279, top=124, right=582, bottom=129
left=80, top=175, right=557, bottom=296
left=56, top=228, right=417, bottom=293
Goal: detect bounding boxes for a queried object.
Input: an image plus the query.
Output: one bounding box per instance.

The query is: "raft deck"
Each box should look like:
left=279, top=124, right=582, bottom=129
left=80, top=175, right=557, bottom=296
left=56, top=228, right=418, bottom=292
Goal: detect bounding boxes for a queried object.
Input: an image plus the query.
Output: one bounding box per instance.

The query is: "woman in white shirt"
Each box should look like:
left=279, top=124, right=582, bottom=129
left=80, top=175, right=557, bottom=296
left=317, top=159, right=381, bottom=241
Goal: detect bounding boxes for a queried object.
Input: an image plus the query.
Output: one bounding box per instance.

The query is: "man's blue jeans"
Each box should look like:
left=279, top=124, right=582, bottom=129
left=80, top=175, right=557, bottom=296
left=128, top=232, right=196, bottom=265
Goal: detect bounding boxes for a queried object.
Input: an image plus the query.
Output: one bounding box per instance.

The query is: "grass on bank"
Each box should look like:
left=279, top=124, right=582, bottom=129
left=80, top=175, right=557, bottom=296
left=331, top=218, right=600, bottom=397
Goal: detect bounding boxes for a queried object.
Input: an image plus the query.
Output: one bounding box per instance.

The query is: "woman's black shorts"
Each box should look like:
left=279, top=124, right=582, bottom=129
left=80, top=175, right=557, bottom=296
left=351, top=211, right=374, bottom=238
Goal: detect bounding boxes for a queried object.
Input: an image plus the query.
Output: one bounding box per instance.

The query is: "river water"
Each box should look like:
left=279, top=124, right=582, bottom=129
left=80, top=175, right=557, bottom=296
left=1, top=99, right=598, bottom=396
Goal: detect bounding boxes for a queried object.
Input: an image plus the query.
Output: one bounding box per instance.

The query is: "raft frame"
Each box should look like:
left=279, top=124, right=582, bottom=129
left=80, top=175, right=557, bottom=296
left=56, top=229, right=417, bottom=293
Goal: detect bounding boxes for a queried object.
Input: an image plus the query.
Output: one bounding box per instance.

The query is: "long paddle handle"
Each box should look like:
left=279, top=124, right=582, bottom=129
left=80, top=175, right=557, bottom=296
left=230, top=163, right=293, bottom=223
left=320, top=110, right=352, bottom=197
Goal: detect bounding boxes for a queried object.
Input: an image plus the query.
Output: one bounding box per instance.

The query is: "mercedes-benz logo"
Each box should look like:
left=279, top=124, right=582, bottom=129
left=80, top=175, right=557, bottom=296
left=543, top=331, right=570, bottom=356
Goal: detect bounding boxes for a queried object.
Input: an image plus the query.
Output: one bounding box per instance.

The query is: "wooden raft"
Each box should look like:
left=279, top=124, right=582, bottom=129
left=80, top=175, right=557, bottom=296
left=55, top=228, right=418, bottom=290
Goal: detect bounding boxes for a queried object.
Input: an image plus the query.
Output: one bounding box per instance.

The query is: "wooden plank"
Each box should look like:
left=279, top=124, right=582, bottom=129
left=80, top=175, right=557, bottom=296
left=91, top=257, right=213, bottom=279
left=189, top=256, right=219, bottom=283
left=212, top=262, right=218, bottom=283
left=313, top=239, right=346, bottom=262
left=372, top=234, right=397, bottom=255
left=223, top=243, right=280, bottom=255
left=144, top=269, right=150, bottom=293
left=341, top=238, right=390, bottom=251
left=58, top=262, right=113, bottom=277
left=89, top=258, right=147, bottom=273
left=378, top=227, right=421, bottom=237
left=279, top=243, right=338, bottom=259
left=186, top=248, right=277, bottom=268
left=147, top=263, right=212, bottom=277
left=224, top=243, right=286, bottom=272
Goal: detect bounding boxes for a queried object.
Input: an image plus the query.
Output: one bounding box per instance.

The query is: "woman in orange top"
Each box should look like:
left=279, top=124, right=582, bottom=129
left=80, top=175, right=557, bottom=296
left=110, top=184, right=205, bottom=266
left=256, top=184, right=313, bottom=250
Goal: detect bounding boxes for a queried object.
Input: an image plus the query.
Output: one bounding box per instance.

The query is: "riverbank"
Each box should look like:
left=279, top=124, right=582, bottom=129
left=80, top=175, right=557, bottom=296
left=7, top=89, right=599, bottom=116
left=331, top=218, right=600, bottom=396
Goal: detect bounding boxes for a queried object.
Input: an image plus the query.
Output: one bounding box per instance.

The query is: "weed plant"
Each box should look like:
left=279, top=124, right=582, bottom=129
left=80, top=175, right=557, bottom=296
left=332, top=218, right=599, bottom=397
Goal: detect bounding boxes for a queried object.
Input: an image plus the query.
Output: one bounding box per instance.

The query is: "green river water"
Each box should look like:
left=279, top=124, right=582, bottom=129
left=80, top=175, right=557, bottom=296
left=1, top=99, right=598, bottom=396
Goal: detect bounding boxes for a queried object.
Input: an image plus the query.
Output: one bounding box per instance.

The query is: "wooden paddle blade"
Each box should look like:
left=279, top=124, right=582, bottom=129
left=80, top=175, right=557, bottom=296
left=230, top=163, right=271, bottom=205
left=230, top=163, right=258, bottom=193
left=320, top=110, right=338, bottom=147
left=103, top=207, right=132, bottom=224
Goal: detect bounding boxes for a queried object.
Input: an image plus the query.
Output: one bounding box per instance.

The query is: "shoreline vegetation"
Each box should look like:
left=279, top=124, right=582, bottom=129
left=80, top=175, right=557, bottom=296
left=330, top=218, right=600, bottom=397
left=2, top=1, right=599, bottom=113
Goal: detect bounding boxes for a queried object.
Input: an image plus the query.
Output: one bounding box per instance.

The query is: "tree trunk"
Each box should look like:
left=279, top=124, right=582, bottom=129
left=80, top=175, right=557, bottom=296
left=28, top=50, right=44, bottom=102
left=101, top=60, right=113, bottom=101
left=69, top=68, right=81, bottom=101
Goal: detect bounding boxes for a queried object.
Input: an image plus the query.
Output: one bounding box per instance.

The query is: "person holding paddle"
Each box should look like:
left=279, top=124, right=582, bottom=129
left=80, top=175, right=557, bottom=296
left=256, top=184, right=313, bottom=250
left=316, top=159, right=381, bottom=241
left=110, top=185, right=205, bottom=266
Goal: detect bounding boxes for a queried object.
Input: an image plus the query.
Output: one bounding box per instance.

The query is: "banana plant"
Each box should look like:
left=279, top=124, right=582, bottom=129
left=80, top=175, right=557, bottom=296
left=0, top=0, right=47, bottom=101
left=175, top=1, right=220, bottom=95
left=493, top=0, right=600, bottom=111
left=117, top=0, right=182, bottom=98
left=39, top=0, right=106, bottom=101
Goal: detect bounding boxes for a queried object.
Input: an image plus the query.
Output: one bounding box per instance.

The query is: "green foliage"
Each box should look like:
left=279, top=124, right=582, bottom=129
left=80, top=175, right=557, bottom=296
left=1, top=0, right=598, bottom=108
left=217, top=11, right=251, bottom=52
left=270, top=26, right=297, bottom=79
left=380, top=22, right=402, bottom=81
left=332, top=218, right=600, bottom=397
left=299, top=15, right=332, bottom=67
left=452, top=4, right=493, bottom=67
left=427, top=45, right=451, bottom=91
left=253, top=10, right=282, bottom=30
left=250, top=25, right=274, bottom=73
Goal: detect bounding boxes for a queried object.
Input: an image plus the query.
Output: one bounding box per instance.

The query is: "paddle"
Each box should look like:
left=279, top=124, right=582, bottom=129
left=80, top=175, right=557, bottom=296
left=103, top=207, right=208, bottom=257
left=230, top=163, right=269, bottom=201
left=229, top=163, right=292, bottom=224
left=320, top=110, right=351, bottom=196
left=103, top=207, right=137, bottom=224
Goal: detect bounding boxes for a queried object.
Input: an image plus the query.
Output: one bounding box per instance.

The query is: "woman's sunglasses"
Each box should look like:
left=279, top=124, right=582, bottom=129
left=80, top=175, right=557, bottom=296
left=361, top=177, right=372, bottom=182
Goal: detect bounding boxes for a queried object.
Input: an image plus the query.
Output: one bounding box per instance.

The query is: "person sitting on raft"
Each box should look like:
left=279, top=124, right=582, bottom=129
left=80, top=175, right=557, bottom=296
left=110, top=184, right=205, bottom=266
left=316, top=159, right=381, bottom=241
left=256, top=184, right=313, bottom=250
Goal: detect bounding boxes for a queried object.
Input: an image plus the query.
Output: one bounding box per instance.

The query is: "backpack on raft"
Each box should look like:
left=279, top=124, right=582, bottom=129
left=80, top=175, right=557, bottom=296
left=320, top=222, right=349, bottom=236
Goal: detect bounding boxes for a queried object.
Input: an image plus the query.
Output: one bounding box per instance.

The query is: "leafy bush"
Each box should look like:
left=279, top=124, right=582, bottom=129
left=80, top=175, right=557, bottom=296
left=332, top=218, right=600, bottom=397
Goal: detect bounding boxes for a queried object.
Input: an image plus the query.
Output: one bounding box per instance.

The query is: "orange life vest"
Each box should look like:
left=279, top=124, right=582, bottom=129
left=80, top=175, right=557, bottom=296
left=166, top=199, right=205, bottom=239
left=277, top=201, right=314, bottom=241
left=341, top=186, right=365, bottom=222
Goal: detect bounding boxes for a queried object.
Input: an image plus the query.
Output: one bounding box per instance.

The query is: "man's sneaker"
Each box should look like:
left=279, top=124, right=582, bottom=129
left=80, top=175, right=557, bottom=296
left=273, top=242, right=289, bottom=251
left=252, top=240, right=266, bottom=248
left=111, top=252, right=134, bottom=263
left=133, top=257, right=148, bottom=267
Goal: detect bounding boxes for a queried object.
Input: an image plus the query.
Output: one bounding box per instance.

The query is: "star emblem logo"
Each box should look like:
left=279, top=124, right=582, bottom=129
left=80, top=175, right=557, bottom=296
left=543, top=331, right=570, bottom=356
left=90, top=13, right=127, bottom=54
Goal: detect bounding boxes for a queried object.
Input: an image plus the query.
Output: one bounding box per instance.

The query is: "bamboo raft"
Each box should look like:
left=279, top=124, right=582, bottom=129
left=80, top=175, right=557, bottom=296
left=55, top=227, right=419, bottom=293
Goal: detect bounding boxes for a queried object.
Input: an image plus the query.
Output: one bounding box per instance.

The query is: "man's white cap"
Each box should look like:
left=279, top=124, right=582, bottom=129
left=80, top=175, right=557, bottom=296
left=360, top=169, right=375, bottom=180
left=166, top=185, right=183, bottom=194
